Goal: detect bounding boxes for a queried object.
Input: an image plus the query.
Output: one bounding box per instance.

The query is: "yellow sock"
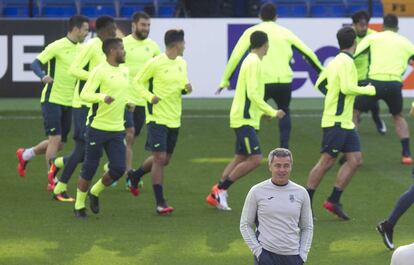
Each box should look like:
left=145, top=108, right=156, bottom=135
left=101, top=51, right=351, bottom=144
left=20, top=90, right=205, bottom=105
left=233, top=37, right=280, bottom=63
left=54, top=157, right=65, bottom=168
left=90, top=178, right=106, bottom=197
left=53, top=182, right=67, bottom=195
left=75, top=189, right=87, bottom=210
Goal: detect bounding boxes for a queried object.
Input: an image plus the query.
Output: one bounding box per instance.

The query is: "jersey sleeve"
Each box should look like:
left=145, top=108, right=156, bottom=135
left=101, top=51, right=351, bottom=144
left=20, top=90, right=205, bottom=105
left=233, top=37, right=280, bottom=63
left=315, top=70, right=328, bottom=95
left=240, top=187, right=262, bottom=258
left=69, top=42, right=94, bottom=80
left=289, top=31, right=323, bottom=73
left=246, top=59, right=277, bottom=117
left=37, top=41, right=60, bottom=64
left=80, top=66, right=107, bottom=103
left=133, top=59, right=156, bottom=103
left=220, top=29, right=251, bottom=88
left=354, top=35, right=371, bottom=58
left=152, top=41, right=161, bottom=57
left=339, top=60, right=375, bottom=96
left=298, top=190, right=313, bottom=262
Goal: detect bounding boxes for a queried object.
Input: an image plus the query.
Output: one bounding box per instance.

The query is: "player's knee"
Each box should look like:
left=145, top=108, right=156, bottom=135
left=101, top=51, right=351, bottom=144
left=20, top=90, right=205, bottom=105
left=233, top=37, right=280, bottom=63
left=125, top=128, right=135, bottom=145
left=250, top=154, right=262, bottom=167
left=109, top=165, right=126, bottom=180
left=348, top=156, right=363, bottom=168
left=153, top=153, right=168, bottom=165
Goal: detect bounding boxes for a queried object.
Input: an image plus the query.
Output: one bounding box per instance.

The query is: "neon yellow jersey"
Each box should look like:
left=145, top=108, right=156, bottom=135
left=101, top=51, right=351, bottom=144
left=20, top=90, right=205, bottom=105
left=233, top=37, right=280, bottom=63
left=80, top=61, right=130, bottom=132
left=221, top=21, right=323, bottom=87
left=316, top=52, right=376, bottom=129
left=69, top=37, right=106, bottom=108
left=134, top=53, right=189, bottom=128
left=354, top=28, right=376, bottom=81
left=230, top=53, right=277, bottom=130
left=37, top=37, right=80, bottom=106
left=123, top=35, right=160, bottom=106
left=355, top=30, right=414, bottom=82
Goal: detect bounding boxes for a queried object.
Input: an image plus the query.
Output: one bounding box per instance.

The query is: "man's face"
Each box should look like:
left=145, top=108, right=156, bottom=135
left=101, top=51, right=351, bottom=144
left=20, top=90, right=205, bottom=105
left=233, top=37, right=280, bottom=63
left=269, top=156, right=292, bottom=185
left=114, top=42, right=126, bottom=64
left=176, top=40, right=185, bottom=56
left=103, top=22, right=117, bottom=40
left=263, top=41, right=269, bottom=56
left=354, top=19, right=368, bottom=37
left=77, top=22, right=90, bottom=43
left=133, top=18, right=150, bottom=40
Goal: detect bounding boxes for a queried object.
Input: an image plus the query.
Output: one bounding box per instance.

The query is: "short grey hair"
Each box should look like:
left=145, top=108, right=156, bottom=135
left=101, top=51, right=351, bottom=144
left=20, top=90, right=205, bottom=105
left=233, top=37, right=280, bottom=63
left=268, top=148, right=293, bottom=165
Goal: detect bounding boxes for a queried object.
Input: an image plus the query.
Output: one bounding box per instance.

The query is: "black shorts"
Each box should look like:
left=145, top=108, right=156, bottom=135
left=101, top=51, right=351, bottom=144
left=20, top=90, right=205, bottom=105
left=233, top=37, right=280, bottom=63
left=81, top=127, right=126, bottom=181
left=354, top=80, right=402, bottom=115
left=133, top=106, right=146, bottom=136
left=321, top=124, right=360, bottom=157
left=124, top=109, right=134, bottom=129
left=41, top=102, right=72, bottom=142
left=145, top=122, right=179, bottom=154
left=264, top=83, right=292, bottom=112
left=72, top=106, right=89, bottom=142
left=234, top=125, right=261, bottom=156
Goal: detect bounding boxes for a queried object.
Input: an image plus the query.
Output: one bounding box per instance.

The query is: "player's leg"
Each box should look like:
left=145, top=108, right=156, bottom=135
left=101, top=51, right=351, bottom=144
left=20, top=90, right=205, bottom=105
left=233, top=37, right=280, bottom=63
left=132, top=106, right=146, bottom=188
left=89, top=131, right=126, bottom=214
left=274, top=83, right=292, bottom=149
left=377, top=184, right=414, bottom=250
left=371, top=100, right=386, bottom=134
left=16, top=140, right=48, bottom=177
left=124, top=109, right=135, bottom=172
left=74, top=127, right=103, bottom=218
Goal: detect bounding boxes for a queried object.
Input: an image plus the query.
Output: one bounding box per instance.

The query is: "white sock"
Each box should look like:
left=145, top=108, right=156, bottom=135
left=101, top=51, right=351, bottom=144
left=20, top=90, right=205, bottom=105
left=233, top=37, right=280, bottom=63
left=22, top=147, right=35, bottom=161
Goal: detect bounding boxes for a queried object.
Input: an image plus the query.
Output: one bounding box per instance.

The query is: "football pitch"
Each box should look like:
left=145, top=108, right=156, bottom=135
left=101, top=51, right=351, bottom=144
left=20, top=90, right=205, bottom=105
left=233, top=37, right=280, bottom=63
left=1, top=98, right=414, bottom=265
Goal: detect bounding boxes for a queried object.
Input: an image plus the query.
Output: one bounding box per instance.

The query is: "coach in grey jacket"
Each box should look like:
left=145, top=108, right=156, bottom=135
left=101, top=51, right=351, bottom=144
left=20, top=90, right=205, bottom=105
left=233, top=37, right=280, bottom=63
left=240, top=148, right=313, bottom=265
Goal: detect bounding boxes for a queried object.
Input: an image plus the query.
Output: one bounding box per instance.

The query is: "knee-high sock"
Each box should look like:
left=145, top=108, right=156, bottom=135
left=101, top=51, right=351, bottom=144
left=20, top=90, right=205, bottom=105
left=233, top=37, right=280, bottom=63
left=388, top=185, right=414, bottom=227
left=279, top=111, right=291, bottom=149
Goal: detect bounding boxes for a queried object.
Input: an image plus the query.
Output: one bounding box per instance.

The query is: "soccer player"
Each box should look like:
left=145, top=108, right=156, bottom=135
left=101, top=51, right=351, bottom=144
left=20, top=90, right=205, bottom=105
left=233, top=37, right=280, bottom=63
left=354, top=14, right=414, bottom=165
left=206, top=31, right=285, bottom=211
left=305, top=27, right=377, bottom=220
left=51, top=16, right=117, bottom=201
left=352, top=10, right=386, bottom=135
left=73, top=38, right=130, bottom=218
left=128, top=29, right=192, bottom=215
left=16, top=15, right=89, bottom=188
left=218, top=2, right=323, bottom=149
left=122, top=11, right=160, bottom=187
left=240, top=148, right=313, bottom=265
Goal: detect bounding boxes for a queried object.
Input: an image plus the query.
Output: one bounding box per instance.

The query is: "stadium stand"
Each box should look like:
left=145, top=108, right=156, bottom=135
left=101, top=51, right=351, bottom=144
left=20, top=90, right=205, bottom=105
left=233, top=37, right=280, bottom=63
left=0, top=0, right=386, bottom=18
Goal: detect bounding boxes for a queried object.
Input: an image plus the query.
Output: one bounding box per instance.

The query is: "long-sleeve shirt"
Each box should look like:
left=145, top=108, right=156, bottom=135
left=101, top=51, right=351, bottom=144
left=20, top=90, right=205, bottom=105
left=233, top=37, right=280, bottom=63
left=221, top=21, right=323, bottom=87
left=240, top=180, right=313, bottom=262
left=69, top=37, right=106, bottom=108
left=80, top=61, right=130, bottom=132
left=354, top=28, right=376, bottom=81
left=316, top=52, right=376, bottom=129
left=123, top=35, right=160, bottom=106
left=37, top=37, right=80, bottom=106
left=230, top=53, right=277, bottom=130
left=354, top=30, right=414, bottom=82
left=133, top=53, right=189, bottom=128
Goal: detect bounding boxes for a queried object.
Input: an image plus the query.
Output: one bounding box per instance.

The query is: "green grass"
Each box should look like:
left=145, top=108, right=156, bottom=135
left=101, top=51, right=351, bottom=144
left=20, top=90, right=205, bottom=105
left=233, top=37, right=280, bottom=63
left=1, top=98, right=414, bottom=265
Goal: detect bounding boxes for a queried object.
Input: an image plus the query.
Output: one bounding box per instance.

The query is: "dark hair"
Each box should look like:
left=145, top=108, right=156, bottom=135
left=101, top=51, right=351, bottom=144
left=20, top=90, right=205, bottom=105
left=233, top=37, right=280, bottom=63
left=102, top=38, right=122, bottom=55
left=132, top=11, right=150, bottom=23
left=384, top=14, right=398, bottom=29
left=337, top=27, right=356, bottom=50
left=260, top=2, right=276, bottom=21
left=164, top=29, right=184, bottom=47
left=351, top=10, right=370, bottom=24
left=250, top=31, right=268, bottom=49
left=96, top=16, right=115, bottom=32
left=68, top=15, right=89, bottom=31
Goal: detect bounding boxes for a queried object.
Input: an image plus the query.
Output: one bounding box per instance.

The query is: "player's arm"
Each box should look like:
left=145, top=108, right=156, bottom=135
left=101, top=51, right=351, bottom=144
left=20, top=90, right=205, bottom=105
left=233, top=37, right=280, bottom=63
left=34, top=41, right=58, bottom=84
left=240, top=187, right=262, bottom=259
left=181, top=61, right=192, bottom=94
left=80, top=67, right=110, bottom=104
left=69, top=43, right=93, bottom=80
left=290, top=32, right=323, bottom=73
left=298, top=190, right=313, bottom=263
left=219, top=30, right=250, bottom=89
left=246, top=60, right=279, bottom=118
left=339, top=61, right=375, bottom=96
left=133, top=59, right=158, bottom=104
left=354, top=36, right=371, bottom=58
left=314, top=70, right=328, bottom=95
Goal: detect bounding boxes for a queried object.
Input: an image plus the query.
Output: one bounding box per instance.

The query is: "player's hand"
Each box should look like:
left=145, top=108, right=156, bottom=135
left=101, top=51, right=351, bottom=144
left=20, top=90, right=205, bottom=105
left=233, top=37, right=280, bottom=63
left=127, top=103, right=135, bottom=112
left=410, top=106, right=414, bottom=117
left=104, top=95, right=115, bottom=104
left=42, top=75, right=53, bottom=84
left=151, top=96, right=160, bottom=104
left=185, top=83, right=193, bottom=94
left=276, top=110, right=285, bottom=119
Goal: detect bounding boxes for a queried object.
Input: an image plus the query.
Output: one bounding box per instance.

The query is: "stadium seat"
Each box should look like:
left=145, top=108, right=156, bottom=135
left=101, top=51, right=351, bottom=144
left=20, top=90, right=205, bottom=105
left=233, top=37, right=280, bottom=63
left=158, top=5, right=175, bottom=17
left=310, top=0, right=347, bottom=17
left=80, top=0, right=116, bottom=17
left=262, top=0, right=308, bottom=17
left=41, top=0, right=77, bottom=17
left=2, top=0, right=38, bottom=17
left=347, top=0, right=383, bottom=17
left=119, top=0, right=154, bottom=17
left=120, top=5, right=145, bottom=17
